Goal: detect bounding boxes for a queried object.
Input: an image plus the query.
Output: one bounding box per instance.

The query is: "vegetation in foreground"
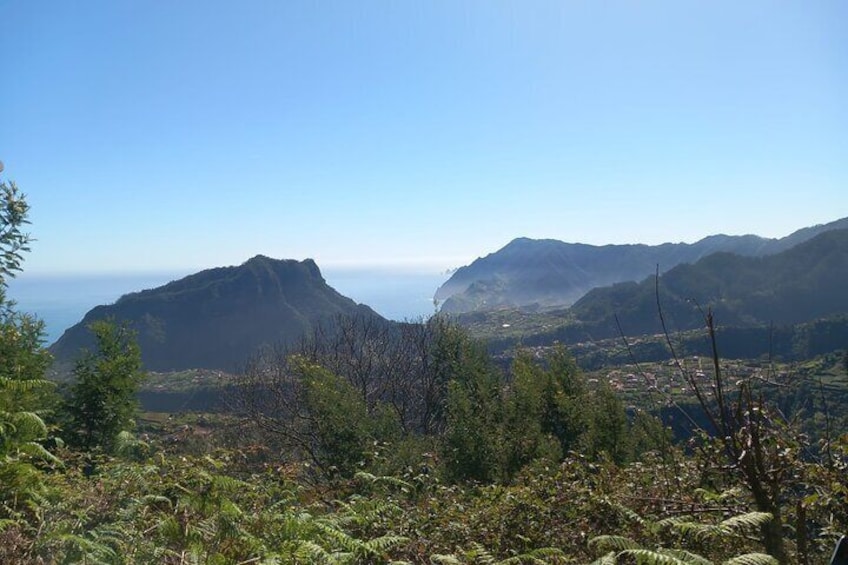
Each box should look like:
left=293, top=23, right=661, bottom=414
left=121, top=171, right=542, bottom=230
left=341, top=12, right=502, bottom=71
left=3, top=179, right=848, bottom=564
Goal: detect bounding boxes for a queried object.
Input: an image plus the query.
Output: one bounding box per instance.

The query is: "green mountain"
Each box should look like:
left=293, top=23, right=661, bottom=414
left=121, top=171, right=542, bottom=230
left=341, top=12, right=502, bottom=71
left=435, top=217, right=848, bottom=313
left=49, top=256, right=383, bottom=372
left=569, top=228, right=848, bottom=338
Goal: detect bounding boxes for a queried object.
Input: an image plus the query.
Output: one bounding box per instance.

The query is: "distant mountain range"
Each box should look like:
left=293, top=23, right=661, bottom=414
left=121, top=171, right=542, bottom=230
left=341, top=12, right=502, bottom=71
left=435, top=217, right=848, bottom=314
left=49, top=218, right=848, bottom=374
left=569, top=228, right=848, bottom=338
left=49, top=256, right=382, bottom=372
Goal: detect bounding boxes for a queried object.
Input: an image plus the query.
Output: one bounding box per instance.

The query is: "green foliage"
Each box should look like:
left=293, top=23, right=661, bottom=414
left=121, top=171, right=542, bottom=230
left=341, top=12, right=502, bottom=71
left=296, top=357, right=391, bottom=477
left=0, top=424, right=844, bottom=565
left=533, top=348, right=589, bottom=457
left=441, top=331, right=503, bottom=482
left=0, top=179, right=31, bottom=283
left=501, top=347, right=637, bottom=478
left=64, top=320, right=146, bottom=452
left=584, top=382, right=632, bottom=465
left=1, top=177, right=845, bottom=565
left=0, top=180, right=59, bottom=523
left=497, top=354, right=562, bottom=480
left=570, top=229, right=848, bottom=341
left=588, top=505, right=780, bottom=565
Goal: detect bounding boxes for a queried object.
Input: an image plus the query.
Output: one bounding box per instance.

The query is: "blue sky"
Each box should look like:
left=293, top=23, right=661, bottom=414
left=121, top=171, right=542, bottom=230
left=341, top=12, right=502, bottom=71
left=1, top=1, right=846, bottom=274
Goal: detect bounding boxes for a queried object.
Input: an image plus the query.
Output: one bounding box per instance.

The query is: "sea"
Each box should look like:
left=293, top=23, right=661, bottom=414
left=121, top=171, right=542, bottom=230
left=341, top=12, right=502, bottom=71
left=5, top=268, right=449, bottom=347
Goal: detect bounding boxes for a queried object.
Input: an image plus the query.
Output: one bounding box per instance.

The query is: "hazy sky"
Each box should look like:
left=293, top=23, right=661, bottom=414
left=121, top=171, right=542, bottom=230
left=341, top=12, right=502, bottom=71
left=1, top=1, right=846, bottom=274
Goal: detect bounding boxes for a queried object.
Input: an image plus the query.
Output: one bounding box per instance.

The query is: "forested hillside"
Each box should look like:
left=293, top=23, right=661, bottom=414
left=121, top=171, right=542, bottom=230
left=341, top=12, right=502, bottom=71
left=570, top=228, right=848, bottom=337
left=49, top=255, right=383, bottom=372
left=436, top=217, right=848, bottom=314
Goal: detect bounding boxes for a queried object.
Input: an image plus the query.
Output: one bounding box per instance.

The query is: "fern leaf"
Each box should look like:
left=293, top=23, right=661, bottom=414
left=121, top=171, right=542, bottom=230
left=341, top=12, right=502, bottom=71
left=17, top=441, right=61, bottom=465
left=431, top=554, right=463, bottom=564
left=466, top=541, right=497, bottom=564
left=599, top=498, right=646, bottom=526
left=313, top=520, right=359, bottom=553
left=587, top=551, right=617, bottom=565
left=354, top=470, right=414, bottom=491
left=354, top=470, right=378, bottom=482
left=10, top=410, right=47, bottom=441
left=294, top=540, right=349, bottom=564
left=499, top=547, right=565, bottom=564
left=659, top=518, right=717, bottom=540
left=362, top=534, right=409, bottom=556
left=114, top=430, right=150, bottom=459
left=723, top=553, right=779, bottom=565
left=718, top=512, right=773, bottom=535
left=657, top=549, right=711, bottom=565
left=0, top=376, right=53, bottom=392
left=0, top=518, right=20, bottom=532
left=588, top=535, right=641, bottom=552
left=617, top=549, right=690, bottom=565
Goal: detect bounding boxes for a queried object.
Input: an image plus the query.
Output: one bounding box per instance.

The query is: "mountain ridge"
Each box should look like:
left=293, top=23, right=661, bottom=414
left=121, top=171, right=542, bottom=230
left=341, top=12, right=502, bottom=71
left=436, top=216, right=848, bottom=313
left=568, top=227, right=848, bottom=338
left=49, top=256, right=384, bottom=373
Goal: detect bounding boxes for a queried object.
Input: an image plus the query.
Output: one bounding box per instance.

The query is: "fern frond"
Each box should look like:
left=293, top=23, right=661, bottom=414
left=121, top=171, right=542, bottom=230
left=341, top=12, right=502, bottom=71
left=693, top=487, right=744, bottom=504
left=588, top=551, right=617, bottom=565
left=588, top=535, right=641, bottom=552
left=56, top=532, right=119, bottom=565
left=718, top=512, right=773, bottom=535
left=314, top=520, right=359, bottom=552
left=657, top=549, right=711, bottom=565
left=0, top=376, right=53, bottom=392
left=114, top=430, right=149, bottom=459
left=0, top=518, right=20, bottom=531
left=723, top=553, right=779, bottom=565
left=499, top=546, right=565, bottom=563
left=202, top=471, right=249, bottom=494
left=467, top=542, right=497, bottom=564
left=270, top=510, right=316, bottom=541
left=431, top=554, right=463, bottom=564
left=9, top=410, right=47, bottom=441
left=334, top=495, right=403, bottom=529
left=658, top=511, right=772, bottom=541
left=617, top=548, right=689, bottom=565
left=656, top=517, right=716, bottom=540
left=354, top=470, right=414, bottom=491
left=599, top=498, right=646, bottom=526
left=361, top=534, right=409, bottom=556
left=293, top=540, right=350, bottom=564
left=16, top=440, right=60, bottom=464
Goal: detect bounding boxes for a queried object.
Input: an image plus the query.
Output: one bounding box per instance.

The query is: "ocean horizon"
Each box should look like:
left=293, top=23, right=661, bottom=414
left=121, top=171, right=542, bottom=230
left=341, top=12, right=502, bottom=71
left=6, top=267, right=449, bottom=346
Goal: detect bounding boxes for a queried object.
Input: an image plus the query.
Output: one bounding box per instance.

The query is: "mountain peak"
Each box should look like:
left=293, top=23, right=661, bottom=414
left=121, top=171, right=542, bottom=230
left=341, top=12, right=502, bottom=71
left=50, top=257, right=382, bottom=372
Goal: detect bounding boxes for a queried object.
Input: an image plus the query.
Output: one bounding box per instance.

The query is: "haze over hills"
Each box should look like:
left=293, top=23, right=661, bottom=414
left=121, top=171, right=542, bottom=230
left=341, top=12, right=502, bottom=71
left=568, top=228, right=848, bottom=339
left=435, top=216, right=848, bottom=314
left=49, top=256, right=384, bottom=373
left=46, top=218, right=848, bottom=374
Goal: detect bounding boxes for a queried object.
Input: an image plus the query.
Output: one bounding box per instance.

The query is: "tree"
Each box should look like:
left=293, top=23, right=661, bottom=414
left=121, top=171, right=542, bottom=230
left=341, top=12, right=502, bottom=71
left=584, top=381, right=632, bottom=465
left=498, top=352, right=561, bottom=479
left=0, top=179, right=32, bottom=284
left=440, top=329, right=502, bottom=482
left=231, top=314, right=470, bottom=473
left=64, top=319, right=146, bottom=452
left=297, top=357, right=388, bottom=477
left=538, top=346, right=590, bottom=457
left=0, top=176, right=58, bottom=518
